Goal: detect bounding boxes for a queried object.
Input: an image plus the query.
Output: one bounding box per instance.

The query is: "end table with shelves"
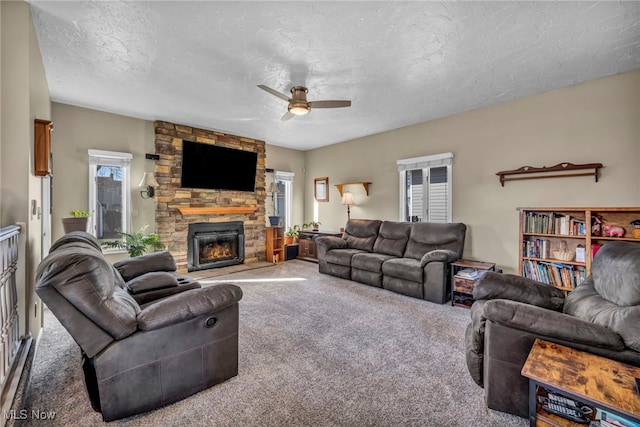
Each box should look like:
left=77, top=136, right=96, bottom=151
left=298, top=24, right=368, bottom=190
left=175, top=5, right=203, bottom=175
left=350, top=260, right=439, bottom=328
left=450, top=259, right=496, bottom=307
left=522, top=339, right=640, bottom=427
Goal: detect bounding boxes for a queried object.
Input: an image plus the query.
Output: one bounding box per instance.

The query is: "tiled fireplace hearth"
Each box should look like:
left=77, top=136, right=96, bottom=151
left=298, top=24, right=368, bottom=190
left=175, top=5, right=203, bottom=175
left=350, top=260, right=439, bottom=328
left=153, top=121, right=267, bottom=272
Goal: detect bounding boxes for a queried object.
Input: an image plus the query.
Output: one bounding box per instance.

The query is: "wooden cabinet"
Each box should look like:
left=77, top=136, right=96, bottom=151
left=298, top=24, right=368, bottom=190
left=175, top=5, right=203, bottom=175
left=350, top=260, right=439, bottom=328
left=450, top=259, right=496, bottom=307
left=297, top=230, right=343, bottom=263
left=518, top=207, right=640, bottom=293
left=266, top=227, right=284, bottom=263
left=34, top=119, right=53, bottom=176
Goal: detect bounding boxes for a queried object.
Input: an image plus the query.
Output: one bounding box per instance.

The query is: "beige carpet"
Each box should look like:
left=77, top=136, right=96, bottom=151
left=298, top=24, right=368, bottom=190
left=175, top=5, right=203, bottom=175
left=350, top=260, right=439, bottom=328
left=17, top=260, right=527, bottom=426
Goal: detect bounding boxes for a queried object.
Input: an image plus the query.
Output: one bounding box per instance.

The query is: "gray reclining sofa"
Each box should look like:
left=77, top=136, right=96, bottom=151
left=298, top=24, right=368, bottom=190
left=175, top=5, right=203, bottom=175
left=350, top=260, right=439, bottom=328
left=316, top=219, right=467, bottom=303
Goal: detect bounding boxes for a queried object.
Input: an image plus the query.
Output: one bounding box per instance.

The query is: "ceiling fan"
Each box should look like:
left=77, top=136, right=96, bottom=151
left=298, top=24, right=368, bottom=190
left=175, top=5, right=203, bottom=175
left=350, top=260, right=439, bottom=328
left=257, top=85, right=351, bottom=121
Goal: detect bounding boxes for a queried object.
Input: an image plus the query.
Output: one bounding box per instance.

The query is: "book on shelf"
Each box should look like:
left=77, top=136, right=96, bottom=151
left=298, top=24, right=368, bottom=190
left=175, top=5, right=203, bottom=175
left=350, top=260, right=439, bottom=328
left=522, top=260, right=586, bottom=289
left=455, top=268, right=488, bottom=280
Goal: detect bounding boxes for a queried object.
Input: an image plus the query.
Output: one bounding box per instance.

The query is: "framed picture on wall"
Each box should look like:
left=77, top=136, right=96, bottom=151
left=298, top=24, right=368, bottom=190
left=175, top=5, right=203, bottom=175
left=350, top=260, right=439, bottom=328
left=314, top=177, right=329, bottom=202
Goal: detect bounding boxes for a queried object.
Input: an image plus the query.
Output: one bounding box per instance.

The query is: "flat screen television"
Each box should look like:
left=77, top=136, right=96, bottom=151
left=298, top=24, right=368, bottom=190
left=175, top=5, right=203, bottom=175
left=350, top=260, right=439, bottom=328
left=180, top=140, right=258, bottom=192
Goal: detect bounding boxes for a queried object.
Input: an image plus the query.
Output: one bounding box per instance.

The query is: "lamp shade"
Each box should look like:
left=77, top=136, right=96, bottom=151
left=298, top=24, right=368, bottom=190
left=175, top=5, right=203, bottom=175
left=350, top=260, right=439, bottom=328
left=341, top=192, right=356, bottom=206
left=139, top=172, right=159, bottom=188
left=267, top=182, right=279, bottom=193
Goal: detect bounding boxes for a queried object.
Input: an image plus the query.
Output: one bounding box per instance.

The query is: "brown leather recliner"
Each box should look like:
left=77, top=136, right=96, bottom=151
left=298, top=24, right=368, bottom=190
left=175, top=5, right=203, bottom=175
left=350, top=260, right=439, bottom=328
left=35, top=231, right=243, bottom=421
left=465, top=241, right=640, bottom=418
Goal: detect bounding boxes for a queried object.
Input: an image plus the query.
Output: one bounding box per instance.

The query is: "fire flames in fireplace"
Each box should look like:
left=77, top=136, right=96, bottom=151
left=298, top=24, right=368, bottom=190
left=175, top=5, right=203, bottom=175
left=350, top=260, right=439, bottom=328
left=199, top=241, right=234, bottom=263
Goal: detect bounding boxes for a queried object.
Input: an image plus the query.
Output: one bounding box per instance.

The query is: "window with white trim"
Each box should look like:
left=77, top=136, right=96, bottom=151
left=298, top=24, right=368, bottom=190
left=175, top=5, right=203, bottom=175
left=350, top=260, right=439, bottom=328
left=275, top=171, right=294, bottom=230
left=397, top=152, right=453, bottom=223
left=88, top=149, right=132, bottom=240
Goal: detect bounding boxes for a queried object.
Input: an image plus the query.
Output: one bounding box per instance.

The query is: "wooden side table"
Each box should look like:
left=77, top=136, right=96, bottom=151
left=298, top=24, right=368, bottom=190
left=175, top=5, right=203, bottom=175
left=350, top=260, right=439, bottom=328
left=522, top=339, right=640, bottom=427
left=450, top=259, right=495, bottom=307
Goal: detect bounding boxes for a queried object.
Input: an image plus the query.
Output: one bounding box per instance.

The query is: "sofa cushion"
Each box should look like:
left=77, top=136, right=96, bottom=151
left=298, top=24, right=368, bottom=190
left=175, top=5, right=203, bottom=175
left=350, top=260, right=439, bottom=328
left=373, top=221, right=411, bottom=257
left=343, top=219, right=382, bottom=252
left=381, top=257, right=422, bottom=283
left=352, top=252, right=396, bottom=273
left=404, top=222, right=466, bottom=261
left=325, top=248, right=366, bottom=266
left=591, top=241, right=640, bottom=306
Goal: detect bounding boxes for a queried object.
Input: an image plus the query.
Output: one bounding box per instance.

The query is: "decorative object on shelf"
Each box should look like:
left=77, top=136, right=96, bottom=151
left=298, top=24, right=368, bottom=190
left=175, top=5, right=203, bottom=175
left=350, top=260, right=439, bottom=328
left=62, top=209, right=90, bottom=233
left=553, top=240, right=574, bottom=261
left=267, top=182, right=280, bottom=226
left=631, top=220, right=640, bottom=239
left=341, top=192, right=356, bottom=220
left=591, top=214, right=602, bottom=236
left=303, top=221, right=321, bottom=231
left=495, top=162, right=603, bottom=187
left=139, top=172, right=159, bottom=199
left=314, top=177, right=329, bottom=202
left=603, top=224, right=625, bottom=237
left=335, top=181, right=371, bottom=197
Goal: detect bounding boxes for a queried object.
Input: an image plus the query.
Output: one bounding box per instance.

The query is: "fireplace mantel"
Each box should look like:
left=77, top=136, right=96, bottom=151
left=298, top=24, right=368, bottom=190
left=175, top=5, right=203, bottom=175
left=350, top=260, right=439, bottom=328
left=176, top=207, right=258, bottom=215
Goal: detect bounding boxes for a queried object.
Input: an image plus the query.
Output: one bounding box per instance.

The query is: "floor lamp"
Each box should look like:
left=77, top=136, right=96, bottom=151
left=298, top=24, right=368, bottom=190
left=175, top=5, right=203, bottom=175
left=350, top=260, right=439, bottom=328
left=341, top=191, right=356, bottom=220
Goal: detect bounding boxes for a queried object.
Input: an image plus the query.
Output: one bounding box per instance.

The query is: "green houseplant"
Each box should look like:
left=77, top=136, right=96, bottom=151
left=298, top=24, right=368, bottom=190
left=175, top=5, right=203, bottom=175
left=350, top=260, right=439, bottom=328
left=303, top=221, right=321, bottom=231
left=62, top=209, right=90, bottom=233
left=102, top=225, right=165, bottom=257
left=285, top=225, right=300, bottom=245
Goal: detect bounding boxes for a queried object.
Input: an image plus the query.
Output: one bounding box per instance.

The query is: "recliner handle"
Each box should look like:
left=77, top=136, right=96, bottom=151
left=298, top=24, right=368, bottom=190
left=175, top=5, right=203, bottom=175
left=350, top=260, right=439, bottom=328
left=205, top=316, right=218, bottom=328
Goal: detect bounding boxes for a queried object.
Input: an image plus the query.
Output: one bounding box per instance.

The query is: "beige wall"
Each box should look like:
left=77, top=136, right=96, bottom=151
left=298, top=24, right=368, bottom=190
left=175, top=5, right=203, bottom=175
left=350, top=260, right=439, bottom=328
left=304, top=70, right=640, bottom=273
left=264, top=144, right=306, bottom=229
left=1, top=0, right=51, bottom=338
left=51, top=104, right=155, bottom=261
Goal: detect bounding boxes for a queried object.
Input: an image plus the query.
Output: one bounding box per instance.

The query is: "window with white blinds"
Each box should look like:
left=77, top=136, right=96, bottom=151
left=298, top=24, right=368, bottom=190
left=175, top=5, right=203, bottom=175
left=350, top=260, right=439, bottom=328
left=397, top=152, right=453, bottom=223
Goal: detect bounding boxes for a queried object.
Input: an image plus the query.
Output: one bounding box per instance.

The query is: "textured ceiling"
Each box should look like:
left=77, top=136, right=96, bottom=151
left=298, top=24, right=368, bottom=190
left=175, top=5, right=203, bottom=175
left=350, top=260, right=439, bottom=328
left=29, top=1, right=640, bottom=150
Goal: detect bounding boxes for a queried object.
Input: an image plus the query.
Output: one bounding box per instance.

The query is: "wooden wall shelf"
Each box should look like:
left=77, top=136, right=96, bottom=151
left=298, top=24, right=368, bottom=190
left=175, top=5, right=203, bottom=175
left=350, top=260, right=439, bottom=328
left=176, top=207, right=257, bottom=215
left=335, top=182, right=372, bottom=197
left=496, top=162, right=603, bottom=187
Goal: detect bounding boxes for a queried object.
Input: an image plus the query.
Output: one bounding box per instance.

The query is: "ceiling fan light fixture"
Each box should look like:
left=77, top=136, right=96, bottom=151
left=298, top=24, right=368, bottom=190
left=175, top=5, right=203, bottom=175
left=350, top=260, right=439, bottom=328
left=288, top=104, right=309, bottom=116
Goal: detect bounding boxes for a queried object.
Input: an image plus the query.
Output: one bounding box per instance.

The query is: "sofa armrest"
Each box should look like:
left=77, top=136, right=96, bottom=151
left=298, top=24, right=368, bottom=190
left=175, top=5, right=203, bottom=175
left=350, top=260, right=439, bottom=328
left=113, top=251, right=177, bottom=281
left=315, top=236, right=347, bottom=251
left=481, top=299, right=625, bottom=351
left=419, top=249, right=458, bottom=268
left=137, top=283, right=242, bottom=331
left=473, top=271, right=565, bottom=311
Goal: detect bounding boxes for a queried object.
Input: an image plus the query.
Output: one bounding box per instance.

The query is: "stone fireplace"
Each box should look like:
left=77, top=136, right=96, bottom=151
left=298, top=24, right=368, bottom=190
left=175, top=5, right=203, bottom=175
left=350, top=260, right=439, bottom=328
left=187, top=221, right=244, bottom=271
left=153, top=121, right=267, bottom=272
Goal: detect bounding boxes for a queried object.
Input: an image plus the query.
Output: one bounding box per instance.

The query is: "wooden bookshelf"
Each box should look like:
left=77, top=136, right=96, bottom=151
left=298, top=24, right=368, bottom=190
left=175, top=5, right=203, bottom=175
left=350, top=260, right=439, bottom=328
left=266, top=227, right=285, bottom=263
left=518, top=207, right=640, bottom=293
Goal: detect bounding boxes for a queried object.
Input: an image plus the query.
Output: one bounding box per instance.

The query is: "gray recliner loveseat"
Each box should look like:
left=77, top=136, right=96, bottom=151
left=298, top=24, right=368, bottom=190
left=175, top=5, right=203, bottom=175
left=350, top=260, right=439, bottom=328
left=465, top=241, right=640, bottom=418
left=316, top=219, right=467, bottom=303
left=35, top=231, right=243, bottom=421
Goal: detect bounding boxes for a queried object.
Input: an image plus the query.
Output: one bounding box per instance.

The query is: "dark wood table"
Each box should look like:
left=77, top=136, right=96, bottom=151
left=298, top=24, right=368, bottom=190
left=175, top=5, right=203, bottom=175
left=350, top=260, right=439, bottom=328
left=297, top=229, right=343, bottom=263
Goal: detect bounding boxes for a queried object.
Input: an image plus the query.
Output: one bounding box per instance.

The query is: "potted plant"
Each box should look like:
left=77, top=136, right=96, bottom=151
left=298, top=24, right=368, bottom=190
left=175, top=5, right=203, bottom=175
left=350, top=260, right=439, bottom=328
left=101, top=225, right=165, bottom=257
left=303, top=221, right=321, bottom=231
left=62, top=209, right=90, bottom=233
left=285, top=225, right=300, bottom=245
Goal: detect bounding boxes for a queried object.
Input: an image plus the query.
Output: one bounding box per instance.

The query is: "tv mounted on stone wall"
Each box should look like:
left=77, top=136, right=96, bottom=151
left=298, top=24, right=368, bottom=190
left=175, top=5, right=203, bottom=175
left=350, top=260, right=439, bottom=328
left=180, top=140, right=258, bottom=192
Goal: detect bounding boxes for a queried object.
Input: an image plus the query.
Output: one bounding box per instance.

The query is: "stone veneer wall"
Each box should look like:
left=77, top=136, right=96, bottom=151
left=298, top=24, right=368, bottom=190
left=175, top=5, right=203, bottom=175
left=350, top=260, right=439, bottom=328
left=154, top=121, right=266, bottom=272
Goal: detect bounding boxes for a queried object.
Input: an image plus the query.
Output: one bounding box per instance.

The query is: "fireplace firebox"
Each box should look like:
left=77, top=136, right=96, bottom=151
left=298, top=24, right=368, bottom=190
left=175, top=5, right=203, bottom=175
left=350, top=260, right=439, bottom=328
left=187, top=221, right=244, bottom=272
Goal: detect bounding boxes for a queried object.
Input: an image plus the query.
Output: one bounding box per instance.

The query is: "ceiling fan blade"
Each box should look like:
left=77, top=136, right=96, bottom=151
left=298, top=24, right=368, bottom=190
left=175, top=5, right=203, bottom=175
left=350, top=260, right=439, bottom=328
left=281, top=111, right=295, bottom=121
left=308, top=100, right=351, bottom=109
left=257, top=85, right=290, bottom=102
